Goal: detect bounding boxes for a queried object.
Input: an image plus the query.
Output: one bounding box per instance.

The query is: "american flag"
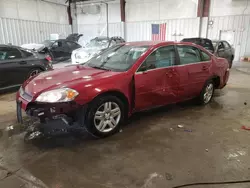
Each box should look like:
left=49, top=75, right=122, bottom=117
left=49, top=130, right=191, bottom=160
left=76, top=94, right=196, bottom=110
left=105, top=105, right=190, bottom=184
left=151, top=23, right=166, bottom=41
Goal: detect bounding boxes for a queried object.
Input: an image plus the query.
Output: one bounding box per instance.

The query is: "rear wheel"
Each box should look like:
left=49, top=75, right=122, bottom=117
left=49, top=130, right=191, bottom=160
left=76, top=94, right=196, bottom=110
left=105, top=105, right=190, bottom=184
left=84, top=95, right=125, bottom=138
left=198, top=80, right=214, bottom=105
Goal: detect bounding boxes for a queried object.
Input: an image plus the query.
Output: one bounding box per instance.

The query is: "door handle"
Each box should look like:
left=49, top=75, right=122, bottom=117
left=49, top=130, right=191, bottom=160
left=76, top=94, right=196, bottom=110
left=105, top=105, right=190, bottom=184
left=19, top=61, right=27, bottom=65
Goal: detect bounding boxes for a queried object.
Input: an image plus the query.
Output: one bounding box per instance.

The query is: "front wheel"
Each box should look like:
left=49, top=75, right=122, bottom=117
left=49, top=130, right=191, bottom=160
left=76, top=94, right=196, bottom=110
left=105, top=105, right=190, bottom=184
left=28, top=68, right=41, bottom=78
left=198, top=80, right=215, bottom=105
left=84, top=95, right=125, bottom=138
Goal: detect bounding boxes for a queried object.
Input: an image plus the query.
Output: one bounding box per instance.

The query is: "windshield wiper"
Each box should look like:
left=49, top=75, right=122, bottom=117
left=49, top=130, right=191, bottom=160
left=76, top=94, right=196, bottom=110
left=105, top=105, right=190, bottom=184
left=90, top=65, right=111, bottom=71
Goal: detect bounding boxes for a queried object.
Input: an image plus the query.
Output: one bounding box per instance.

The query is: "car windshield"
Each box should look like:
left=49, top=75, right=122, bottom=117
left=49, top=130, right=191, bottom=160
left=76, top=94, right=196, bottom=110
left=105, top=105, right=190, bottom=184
left=86, top=39, right=109, bottom=49
left=86, top=44, right=149, bottom=71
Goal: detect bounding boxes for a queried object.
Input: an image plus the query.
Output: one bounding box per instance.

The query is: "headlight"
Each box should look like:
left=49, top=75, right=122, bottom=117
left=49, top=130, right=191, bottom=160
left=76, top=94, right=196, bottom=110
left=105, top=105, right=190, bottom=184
left=19, top=86, right=24, bottom=96
left=35, top=88, right=79, bottom=103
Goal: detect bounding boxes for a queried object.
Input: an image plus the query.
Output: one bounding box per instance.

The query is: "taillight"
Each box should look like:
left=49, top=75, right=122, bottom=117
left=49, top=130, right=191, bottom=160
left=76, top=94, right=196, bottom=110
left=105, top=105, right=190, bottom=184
left=45, top=55, right=52, bottom=63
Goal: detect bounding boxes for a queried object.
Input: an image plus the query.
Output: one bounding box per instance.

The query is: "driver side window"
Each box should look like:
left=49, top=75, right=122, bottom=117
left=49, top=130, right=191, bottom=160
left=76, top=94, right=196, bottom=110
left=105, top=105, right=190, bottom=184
left=109, top=40, right=116, bottom=47
left=137, top=45, right=176, bottom=72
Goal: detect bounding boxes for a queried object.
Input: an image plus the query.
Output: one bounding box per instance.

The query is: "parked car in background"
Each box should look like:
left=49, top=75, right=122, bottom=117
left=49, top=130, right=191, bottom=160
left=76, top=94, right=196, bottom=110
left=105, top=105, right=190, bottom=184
left=22, top=39, right=81, bottom=62
left=21, top=34, right=83, bottom=63
left=181, top=38, right=234, bottom=68
left=17, top=41, right=230, bottom=138
left=71, top=36, right=125, bottom=64
left=0, top=45, right=52, bottom=92
left=212, top=40, right=235, bottom=68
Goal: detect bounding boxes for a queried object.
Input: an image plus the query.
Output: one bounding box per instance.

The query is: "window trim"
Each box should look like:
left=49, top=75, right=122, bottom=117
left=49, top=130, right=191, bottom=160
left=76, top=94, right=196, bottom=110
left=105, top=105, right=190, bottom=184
left=136, top=45, right=178, bottom=73
left=175, top=44, right=211, bottom=65
left=222, top=41, right=230, bottom=49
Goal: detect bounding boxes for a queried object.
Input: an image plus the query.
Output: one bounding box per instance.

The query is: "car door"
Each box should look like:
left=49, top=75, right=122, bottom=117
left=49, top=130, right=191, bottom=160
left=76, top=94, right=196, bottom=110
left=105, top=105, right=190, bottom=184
left=50, top=40, right=69, bottom=61
left=222, top=41, right=232, bottom=62
left=216, top=42, right=226, bottom=59
left=176, top=45, right=211, bottom=98
left=0, top=47, right=26, bottom=89
left=134, top=45, right=179, bottom=111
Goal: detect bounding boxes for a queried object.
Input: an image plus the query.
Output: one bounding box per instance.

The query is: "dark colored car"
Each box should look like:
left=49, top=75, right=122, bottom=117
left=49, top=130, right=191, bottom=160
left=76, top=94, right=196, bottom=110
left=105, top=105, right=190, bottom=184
left=181, top=38, right=234, bottom=68
left=17, top=41, right=230, bottom=138
left=22, top=39, right=82, bottom=63
left=0, top=45, right=52, bottom=92
left=48, top=39, right=82, bottom=62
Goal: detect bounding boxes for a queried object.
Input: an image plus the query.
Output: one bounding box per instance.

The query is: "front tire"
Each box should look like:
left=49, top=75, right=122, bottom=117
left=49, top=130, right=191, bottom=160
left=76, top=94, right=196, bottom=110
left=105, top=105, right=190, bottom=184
left=85, top=95, right=125, bottom=138
left=198, top=80, right=215, bottom=105
left=28, top=68, right=41, bottom=78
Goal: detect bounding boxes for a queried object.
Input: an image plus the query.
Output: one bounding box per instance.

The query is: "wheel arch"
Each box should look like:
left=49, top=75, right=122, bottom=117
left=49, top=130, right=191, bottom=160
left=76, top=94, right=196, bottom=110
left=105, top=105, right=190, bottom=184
left=211, top=75, right=220, bottom=89
left=91, top=90, right=130, bottom=118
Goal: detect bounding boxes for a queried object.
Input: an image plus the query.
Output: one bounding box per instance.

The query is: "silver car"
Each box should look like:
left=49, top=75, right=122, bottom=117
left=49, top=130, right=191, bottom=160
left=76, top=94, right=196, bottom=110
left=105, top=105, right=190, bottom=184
left=71, top=36, right=125, bottom=64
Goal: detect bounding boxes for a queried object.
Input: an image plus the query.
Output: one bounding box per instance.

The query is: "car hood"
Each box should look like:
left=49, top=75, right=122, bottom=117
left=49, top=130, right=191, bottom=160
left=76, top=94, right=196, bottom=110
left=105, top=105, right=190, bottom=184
left=23, top=65, right=120, bottom=97
left=74, top=46, right=105, bottom=56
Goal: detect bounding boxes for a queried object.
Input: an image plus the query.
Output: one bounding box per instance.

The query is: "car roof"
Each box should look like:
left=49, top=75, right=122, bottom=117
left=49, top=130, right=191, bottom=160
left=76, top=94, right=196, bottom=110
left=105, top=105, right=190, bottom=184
left=0, top=44, right=21, bottom=48
left=91, top=36, right=125, bottom=40
left=182, top=37, right=211, bottom=40
left=124, top=41, right=198, bottom=47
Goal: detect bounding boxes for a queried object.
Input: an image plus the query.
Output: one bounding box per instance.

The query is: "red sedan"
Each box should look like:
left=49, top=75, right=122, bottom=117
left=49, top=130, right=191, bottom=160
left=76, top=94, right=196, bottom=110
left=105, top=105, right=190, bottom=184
left=16, top=41, right=230, bottom=138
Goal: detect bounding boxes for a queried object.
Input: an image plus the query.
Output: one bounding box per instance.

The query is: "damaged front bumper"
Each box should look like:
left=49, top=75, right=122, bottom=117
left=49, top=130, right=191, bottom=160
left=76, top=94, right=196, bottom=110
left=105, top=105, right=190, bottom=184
left=16, top=96, right=87, bottom=137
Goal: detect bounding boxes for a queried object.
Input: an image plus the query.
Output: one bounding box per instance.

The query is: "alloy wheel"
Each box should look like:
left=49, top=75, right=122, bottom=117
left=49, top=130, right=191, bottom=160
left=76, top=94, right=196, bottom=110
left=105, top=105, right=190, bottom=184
left=204, top=83, right=214, bottom=103
left=94, top=102, right=121, bottom=133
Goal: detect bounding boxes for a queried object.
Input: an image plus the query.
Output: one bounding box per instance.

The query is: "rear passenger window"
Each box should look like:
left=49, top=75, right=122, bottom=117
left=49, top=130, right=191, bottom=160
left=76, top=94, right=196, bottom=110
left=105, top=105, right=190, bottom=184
left=21, top=49, right=33, bottom=57
left=200, top=51, right=211, bottom=61
left=177, top=46, right=201, bottom=65
left=0, top=48, right=22, bottom=60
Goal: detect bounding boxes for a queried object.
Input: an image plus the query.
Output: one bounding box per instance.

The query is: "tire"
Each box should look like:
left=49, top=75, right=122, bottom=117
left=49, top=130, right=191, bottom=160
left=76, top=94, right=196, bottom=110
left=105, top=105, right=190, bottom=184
left=229, top=56, right=234, bottom=69
left=229, top=60, right=233, bottom=69
left=84, top=95, right=125, bottom=138
left=198, top=80, right=215, bottom=105
left=28, top=68, right=42, bottom=78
